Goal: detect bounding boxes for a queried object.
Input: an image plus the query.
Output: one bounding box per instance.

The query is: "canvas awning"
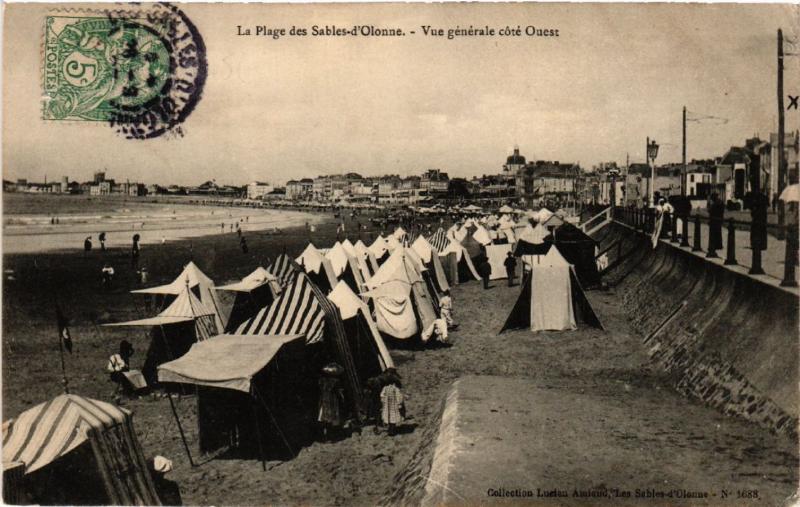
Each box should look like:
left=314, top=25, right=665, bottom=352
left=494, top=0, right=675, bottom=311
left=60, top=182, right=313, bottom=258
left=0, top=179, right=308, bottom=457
left=105, top=286, right=215, bottom=327
left=158, top=334, right=303, bottom=393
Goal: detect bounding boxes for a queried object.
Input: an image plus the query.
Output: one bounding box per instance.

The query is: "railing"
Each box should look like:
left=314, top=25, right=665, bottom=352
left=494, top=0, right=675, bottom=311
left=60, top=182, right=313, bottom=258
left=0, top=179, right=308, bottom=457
left=612, top=206, right=799, bottom=288
left=580, top=206, right=612, bottom=235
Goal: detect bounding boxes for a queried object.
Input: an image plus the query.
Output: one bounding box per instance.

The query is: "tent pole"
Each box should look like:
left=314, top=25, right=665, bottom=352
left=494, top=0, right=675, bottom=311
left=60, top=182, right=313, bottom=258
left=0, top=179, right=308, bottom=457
left=250, top=396, right=267, bottom=471
left=253, top=386, right=296, bottom=458
left=167, top=393, right=195, bottom=467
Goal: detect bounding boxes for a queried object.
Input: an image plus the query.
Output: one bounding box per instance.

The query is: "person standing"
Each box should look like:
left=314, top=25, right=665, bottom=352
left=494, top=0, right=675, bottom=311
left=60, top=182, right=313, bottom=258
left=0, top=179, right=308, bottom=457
left=504, top=252, right=517, bottom=287
left=318, top=364, right=345, bottom=441
left=439, top=290, right=455, bottom=328
left=380, top=378, right=405, bottom=436
left=131, top=235, right=140, bottom=269
left=477, top=256, right=492, bottom=289
left=99, top=232, right=106, bottom=251
left=240, top=236, right=249, bottom=254
left=101, top=264, right=115, bottom=291
left=708, top=193, right=725, bottom=257
left=149, top=456, right=182, bottom=506
left=84, top=236, right=92, bottom=253
left=107, top=340, right=134, bottom=402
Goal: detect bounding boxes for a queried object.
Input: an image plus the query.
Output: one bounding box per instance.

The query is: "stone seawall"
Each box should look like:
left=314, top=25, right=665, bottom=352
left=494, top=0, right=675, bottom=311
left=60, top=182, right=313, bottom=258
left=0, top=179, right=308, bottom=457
left=597, top=222, right=798, bottom=438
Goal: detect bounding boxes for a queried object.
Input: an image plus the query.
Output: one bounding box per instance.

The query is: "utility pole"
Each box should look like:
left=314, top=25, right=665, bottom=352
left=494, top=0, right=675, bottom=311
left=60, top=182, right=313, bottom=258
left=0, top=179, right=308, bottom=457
left=777, top=28, right=787, bottom=239
left=682, top=106, right=687, bottom=197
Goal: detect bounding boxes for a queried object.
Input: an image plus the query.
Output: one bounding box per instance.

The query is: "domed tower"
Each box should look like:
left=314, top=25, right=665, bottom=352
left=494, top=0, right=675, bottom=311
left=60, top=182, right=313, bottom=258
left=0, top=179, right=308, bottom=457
left=504, top=146, right=526, bottom=175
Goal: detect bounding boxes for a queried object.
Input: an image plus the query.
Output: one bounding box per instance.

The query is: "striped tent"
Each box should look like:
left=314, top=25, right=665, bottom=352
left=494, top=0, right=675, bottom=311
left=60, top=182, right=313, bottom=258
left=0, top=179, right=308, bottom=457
left=428, top=228, right=451, bottom=253
left=2, top=394, right=159, bottom=505
left=267, top=254, right=298, bottom=287
left=236, top=273, right=326, bottom=343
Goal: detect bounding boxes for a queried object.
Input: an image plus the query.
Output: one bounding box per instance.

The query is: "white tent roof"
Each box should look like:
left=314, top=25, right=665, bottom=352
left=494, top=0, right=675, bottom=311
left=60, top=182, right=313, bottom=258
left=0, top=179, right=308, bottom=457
left=385, top=234, right=403, bottom=252
left=518, top=224, right=549, bottom=244
left=411, top=235, right=435, bottom=263
left=296, top=243, right=326, bottom=273
left=393, top=227, right=407, bottom=240
left=472, top=225, right=492, bottom=246
left=340, top=239, right=358, bottom=257
left=368, top=235, right=389, bottom=258
left=499, top=205, right=514, bottom=213
left=106, top=285, right=214, bottom=327
left=216, top=267, right=280, bottom=293
left=537, top=208, right=554, bottom=223
left=131, top=261, right=213, bottom=295
left=540, top=245, right=570, bottom=267
left=325, top=242, right=350, bottom=277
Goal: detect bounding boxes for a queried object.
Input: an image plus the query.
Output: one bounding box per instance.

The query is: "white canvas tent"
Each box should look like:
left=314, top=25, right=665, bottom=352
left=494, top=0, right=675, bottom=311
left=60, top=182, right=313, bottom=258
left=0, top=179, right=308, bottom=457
left=500, top=246, right=603, bottom=333
left=132, top=261, right=226, bottom=331
left=328, top=281, right=394, bottom=370
left=439, top=240, right=480, bottom=284
left=472, top=225, right=492, bottom=246
left=368, top=235, right=390, bottom=263
left=325, top=242, right=368, bottom=294
left=486, top=244, right=513, bottom=280
left=354, top=239, right=381, bottom=275
left=362, top=248, right=438, bottom=340
left=217, top=267, right=282, bottom=333
left=295, top=243, right=338, bottom=293
left=410, top=236, right=450, bottom=293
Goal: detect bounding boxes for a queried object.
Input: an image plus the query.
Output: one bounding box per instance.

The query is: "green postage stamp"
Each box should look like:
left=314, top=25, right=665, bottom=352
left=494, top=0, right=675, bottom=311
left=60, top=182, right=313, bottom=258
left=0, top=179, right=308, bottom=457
left=43, top=15, right=171, bottom=121
left=41, top=6, right=207, bottom=139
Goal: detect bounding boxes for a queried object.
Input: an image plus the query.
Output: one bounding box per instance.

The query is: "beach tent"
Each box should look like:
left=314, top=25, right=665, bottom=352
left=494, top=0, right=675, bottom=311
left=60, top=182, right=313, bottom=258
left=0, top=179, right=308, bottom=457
left=463, top=204, right=482, bottom=213
left=385, top=234, right=403, bottom=252
left=354, top=239, right=381, bottom=275
left=514, top=224, right=552, bottom=256
left=472, top=225, right=492, bottom=246
left=295, top=243, right=338, bottom=293
left=411, top=236, right=450, bottom=293
left=428, top=228, right=451, bottom=253
left=328, top=281, right=394, bottom=375
left=158, top=334, right=313, bottom=461
left=499, top=205, right=515, bottom=214
left=325, top=242, right=368, bottom=295
left=132, top=261, right=226, bottom=332
left=500, top=246, right=603, bottom=333
left=542, top=214, right=565, bottom=229
left=546, top=223, right=601, bottom=288
left=362, top=248, right=439, bottom=340
left=235, top=273, right=365, bottom=417
left=368, top=235, right=390, bottom=264
left=536, top=208, right=554, bottom=224
left=392, top=227, right=407, bottom=241
left=439, top=240, right=481, bottom=284
left=216, top=267, right=282, bottom=333
left=267, top=253, right=299, bottom=288
left=106, top=285, right=219, bottom=385
left=486, top=244, right=513, bottom=280
left=2, top=394, right=159, bottom=505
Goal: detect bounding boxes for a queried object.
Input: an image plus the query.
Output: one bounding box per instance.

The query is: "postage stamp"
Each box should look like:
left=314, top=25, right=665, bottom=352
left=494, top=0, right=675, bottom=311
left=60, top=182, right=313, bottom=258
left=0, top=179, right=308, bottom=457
left=42, top=4, right=207, bottom=139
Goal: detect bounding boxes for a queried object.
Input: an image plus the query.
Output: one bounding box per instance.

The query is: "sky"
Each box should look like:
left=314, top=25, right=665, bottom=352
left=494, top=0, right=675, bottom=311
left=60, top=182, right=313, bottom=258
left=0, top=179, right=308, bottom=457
left=3, top=2, right=799, bottom=186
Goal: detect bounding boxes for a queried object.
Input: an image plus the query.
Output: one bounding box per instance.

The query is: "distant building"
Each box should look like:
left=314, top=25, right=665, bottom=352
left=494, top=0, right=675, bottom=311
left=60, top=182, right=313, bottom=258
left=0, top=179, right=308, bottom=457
left=421, top=169, right=449, bottom=194
left=515, top=161, right=580, bottom=206
left=503, top=147, right=526, bottom=178
left=247, top=181, right=273, bottom=200
left=286, top=178, right=313, bottom=200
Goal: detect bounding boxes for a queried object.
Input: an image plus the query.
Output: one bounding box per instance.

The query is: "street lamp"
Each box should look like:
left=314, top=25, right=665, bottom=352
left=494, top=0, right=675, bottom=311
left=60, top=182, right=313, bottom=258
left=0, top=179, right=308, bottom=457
left=647, top=137, right=660, bottom=207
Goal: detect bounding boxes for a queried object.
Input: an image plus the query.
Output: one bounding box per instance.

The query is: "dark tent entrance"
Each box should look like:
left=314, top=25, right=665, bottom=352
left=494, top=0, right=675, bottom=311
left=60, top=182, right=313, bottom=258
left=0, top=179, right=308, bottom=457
left=224, top=285, right=277, bottom=333
left=546, top=223, right=602, bottom=289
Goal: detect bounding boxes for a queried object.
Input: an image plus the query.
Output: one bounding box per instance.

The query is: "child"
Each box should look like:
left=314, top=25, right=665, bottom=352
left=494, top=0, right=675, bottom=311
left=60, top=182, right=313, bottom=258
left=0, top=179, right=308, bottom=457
left=380, top=378, right=404, bottom=436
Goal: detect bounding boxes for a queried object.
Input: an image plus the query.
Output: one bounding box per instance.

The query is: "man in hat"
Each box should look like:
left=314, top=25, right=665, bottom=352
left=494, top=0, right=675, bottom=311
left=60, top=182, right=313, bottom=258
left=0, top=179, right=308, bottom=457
left=150, top=456, right=182, bottom=506
left=504, top=252, right=517, bottom=287
left=107, top=340, right=134, bottom=402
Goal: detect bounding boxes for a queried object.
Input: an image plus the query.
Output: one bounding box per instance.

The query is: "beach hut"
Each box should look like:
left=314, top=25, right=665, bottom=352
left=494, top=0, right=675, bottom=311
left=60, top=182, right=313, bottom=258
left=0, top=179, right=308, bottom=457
left=500, top=246, right=603, bottom=333
left=486, top=244, right=514, bottom=280
left=132, top=261, right=226, bottom=332
left=267, top=253, right=299, bottom=288
left=216, top=267, right=282, bottom=333
left=328, top=281, right=394, bottom=375
left=362, top=248, right=439, bottom=341
left=159, top=334, right=312, bottom=462
left=410, top=236, right=450, bottom=294
left=368, top=235, right=390, bottom=264
left=295, top=244, right=338, bottom=293
left=546, top=223, right=602, bottom=289
left=2, top=394, right=159, bottom=505
left=106, top=284, right=219, bottom=385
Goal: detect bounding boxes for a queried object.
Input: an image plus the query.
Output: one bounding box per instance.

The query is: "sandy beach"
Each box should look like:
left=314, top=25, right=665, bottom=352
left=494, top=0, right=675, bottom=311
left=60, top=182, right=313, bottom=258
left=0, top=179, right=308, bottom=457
left=1, top=196, right=796, bottom=506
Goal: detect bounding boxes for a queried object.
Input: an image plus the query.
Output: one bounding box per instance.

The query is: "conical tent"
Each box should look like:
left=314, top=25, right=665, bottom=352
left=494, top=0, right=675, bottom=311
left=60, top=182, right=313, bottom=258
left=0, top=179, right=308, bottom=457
left=267, top=254, right=299, bottom=287
left=363, top=248, right=438, bottom=340
left=428, top=228, right=451, bottom=253
left=354, top=239, right=381, bottom=275
left=217, top=267, right=282, bottom=333
left=500, top=246, right=603, bottom=333
left=514, top=224, right=552, bottom=256
left=368, top=235, right=390, bottom=264
left=546, top=223, right=601, bottom=288
left=296, top=243, right=338, bottom=293
left=385, top=234, right=403, bottom=253
left=411, top=235, right=450, bottom=293
left=132, top=261, right=226, bottom=331
left=392, top=227, right=407, bottom=240
left=440, top=240, right=480, bottom=284
left=472, top=225, right=492, bottom=246
left=328, top=281, right=394, bottom=373
left=2, top=394, right=159, bottom=505
left=325, top=242, right=368, bottom=295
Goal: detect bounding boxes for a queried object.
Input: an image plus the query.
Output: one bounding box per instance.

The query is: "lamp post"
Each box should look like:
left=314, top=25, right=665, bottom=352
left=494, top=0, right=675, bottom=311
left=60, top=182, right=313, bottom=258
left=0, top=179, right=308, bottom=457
left=647, top=137, right=660, bottom=207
